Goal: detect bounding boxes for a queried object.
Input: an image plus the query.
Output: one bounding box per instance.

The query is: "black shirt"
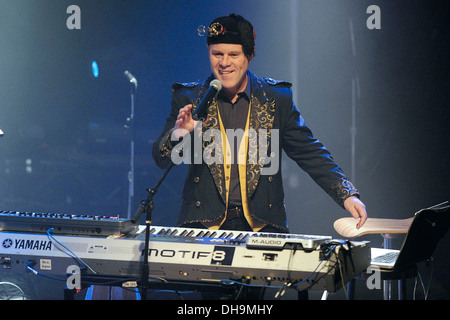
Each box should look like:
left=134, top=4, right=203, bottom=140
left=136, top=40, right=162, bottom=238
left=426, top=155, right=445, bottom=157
left=217, top=83, right=251, bottom=207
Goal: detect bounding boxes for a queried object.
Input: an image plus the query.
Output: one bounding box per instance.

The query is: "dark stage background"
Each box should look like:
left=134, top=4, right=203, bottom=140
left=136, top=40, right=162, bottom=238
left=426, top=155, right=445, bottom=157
left=0, top=0, right=448, bottom=300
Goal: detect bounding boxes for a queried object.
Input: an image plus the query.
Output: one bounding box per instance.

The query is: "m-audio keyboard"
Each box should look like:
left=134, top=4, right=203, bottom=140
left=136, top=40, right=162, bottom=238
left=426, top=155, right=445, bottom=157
left=0, top=225, right=370, bottom=292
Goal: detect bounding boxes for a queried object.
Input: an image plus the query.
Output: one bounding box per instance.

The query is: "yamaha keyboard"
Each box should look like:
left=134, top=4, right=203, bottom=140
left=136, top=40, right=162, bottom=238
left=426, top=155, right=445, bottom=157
left=0, top=209, right=331, bottom=250
left=0, top=220, right=370, bottom=293
left=0, top=210, right=137, bottom=236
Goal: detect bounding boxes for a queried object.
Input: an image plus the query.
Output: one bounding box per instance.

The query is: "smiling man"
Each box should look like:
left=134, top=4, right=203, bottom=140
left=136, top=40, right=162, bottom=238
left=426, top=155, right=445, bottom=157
left=153, top=14, right=367, bottom=233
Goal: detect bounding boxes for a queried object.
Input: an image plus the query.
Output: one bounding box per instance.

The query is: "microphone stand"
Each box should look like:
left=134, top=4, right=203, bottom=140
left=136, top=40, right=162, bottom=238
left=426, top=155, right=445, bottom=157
left=124, top=71, right=137, bottom=220
left=131, top=161, right=175, bottom=300
left=347, top=17, right=360, bottom=300
left=349, top=17, right=359, bottom=185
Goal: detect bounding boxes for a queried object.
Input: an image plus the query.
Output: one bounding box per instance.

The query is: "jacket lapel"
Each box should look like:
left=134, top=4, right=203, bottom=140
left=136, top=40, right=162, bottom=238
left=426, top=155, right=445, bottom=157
left=202, top=97, right=227, bottom=203
left=246, top=74, right=276, bottom=198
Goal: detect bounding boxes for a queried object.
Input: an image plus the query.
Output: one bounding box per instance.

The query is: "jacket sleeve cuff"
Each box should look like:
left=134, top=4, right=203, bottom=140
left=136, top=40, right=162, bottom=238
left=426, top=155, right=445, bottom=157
left=158, top=128, right=176, bottom=159
left=331, top=177, right=360, bottom=208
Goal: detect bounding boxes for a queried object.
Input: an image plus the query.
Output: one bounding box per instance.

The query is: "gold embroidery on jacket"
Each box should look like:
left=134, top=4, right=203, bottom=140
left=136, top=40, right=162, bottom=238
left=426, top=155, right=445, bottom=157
left=331, top=177, right=359, bottom=206
left=202, top=98, right=226, bottom=202
left=246, top=95, right=276, bottom=197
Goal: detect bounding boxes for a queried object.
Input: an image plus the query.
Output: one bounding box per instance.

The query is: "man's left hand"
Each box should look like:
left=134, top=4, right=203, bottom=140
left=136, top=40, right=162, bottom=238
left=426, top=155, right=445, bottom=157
left=344, top=196, right=367, bottom=229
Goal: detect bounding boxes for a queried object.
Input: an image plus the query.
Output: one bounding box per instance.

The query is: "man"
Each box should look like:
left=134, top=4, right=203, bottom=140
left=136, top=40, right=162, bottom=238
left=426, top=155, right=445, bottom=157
left=153, top=14, right=367, bottom=233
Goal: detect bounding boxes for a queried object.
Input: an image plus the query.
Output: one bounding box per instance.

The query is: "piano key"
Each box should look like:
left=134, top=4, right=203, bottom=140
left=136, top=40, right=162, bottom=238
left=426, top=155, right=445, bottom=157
left=196, top=231, right=205, bottom=237
left=179, top=230, right=188, bottom=237
left=186, top=230, right=195, bottom=237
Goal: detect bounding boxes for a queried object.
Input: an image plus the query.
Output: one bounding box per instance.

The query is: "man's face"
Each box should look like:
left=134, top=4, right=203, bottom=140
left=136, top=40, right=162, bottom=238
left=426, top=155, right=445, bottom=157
left=208, top=43, right=251, bottom=96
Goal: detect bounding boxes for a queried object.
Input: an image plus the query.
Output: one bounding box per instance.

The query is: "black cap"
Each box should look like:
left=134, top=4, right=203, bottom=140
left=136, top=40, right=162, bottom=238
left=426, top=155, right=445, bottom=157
left=207, top=14, right=255, bottom=58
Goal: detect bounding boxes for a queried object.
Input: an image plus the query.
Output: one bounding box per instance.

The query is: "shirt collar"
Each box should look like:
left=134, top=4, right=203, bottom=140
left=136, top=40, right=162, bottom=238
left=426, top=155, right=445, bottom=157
left=217, top=76, right=251, bottom=102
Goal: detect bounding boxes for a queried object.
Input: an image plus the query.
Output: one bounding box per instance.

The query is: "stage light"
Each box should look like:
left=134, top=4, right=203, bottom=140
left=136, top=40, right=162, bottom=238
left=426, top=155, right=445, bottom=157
left=91, top=60, right=99, bottom=78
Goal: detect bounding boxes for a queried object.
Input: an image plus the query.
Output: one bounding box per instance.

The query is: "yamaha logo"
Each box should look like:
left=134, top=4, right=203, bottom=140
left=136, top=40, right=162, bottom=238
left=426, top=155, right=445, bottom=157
left=2, top=238, right=13, bottom=249
left=0, top=238, right=52, bottom=251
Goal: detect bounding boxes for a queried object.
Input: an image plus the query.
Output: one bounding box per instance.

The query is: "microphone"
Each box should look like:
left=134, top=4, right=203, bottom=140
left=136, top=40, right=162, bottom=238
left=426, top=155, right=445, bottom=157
left=192, top=79, right=222, bottom=121
left=124, top=70, right=138, bottom=88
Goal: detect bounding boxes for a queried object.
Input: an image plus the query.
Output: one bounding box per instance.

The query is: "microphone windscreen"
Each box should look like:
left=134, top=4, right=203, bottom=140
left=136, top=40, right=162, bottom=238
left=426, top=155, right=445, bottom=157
left=210, top=79, right=222, bottom=91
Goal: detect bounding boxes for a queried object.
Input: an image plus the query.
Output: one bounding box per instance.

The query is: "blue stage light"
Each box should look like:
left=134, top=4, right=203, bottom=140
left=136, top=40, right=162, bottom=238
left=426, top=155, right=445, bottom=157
left=91, top=61, right=99, bottom=78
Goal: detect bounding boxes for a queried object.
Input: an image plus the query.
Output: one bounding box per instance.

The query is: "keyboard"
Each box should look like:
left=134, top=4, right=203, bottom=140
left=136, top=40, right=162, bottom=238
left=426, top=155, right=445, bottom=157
left=371, top=251, right=399, bottom=264
left=0, top=210, right=137, bottom=236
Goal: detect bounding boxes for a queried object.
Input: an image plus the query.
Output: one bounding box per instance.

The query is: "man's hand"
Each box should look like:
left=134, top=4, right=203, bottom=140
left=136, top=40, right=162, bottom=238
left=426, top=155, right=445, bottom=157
left=173, top=104, right=199, bottom=139
left=344, top=196, right=367, bottom=229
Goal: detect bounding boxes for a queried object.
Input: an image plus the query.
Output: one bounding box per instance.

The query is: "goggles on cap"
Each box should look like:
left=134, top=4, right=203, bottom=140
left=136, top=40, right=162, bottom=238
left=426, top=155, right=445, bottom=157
left=207, top=22, right=239, bottom=38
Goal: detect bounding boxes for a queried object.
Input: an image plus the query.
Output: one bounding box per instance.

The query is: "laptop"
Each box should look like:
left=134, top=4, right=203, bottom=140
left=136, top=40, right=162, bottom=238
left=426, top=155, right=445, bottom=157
left=370, top=201, right=450, bottom=270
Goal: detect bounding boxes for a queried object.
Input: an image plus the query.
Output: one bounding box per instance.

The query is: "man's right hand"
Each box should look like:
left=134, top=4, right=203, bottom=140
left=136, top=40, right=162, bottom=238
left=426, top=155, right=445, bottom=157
left=173, top=104, right=199, bottom=139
